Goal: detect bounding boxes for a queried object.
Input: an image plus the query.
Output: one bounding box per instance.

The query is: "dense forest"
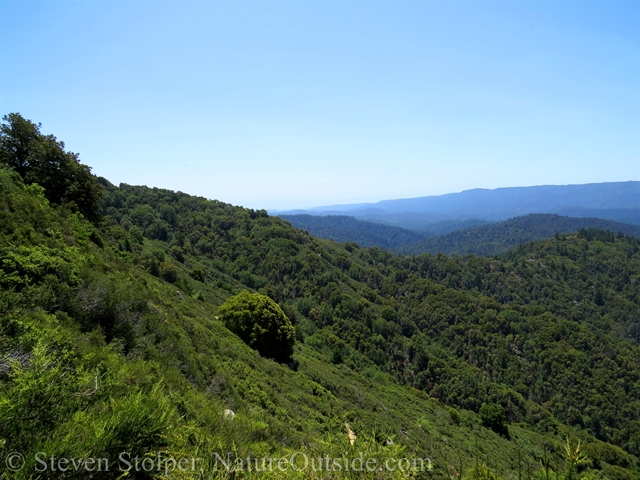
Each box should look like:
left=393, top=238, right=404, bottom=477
left=399, top=214, right=640, bottom=256
left=99, top=182, right=640, bottom=458
left=278, top=214, right=429, bottom=249
left=281, top=210, right=490, bottom=233
left=2, top=114, right=640, bottom=479
left=279, top=213, right=640, bottom=257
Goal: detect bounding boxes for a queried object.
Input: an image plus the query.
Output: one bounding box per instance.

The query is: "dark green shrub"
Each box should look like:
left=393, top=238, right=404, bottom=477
left=479, top=403, right=509, bottom=437
left=160, top=262, right=178, bottom=283
left=171, top=245, right=184, bottom=262
left=189, top=267, right=206, bottom=282
left=192, top=291, right=205, bottom=301
left=331, top=348, right=343, bottom=364
left=151, top=248, right=165, bottom=262
left=73, top=275, right=147, bottom=348
left=217, top=291, right=295, bottom=363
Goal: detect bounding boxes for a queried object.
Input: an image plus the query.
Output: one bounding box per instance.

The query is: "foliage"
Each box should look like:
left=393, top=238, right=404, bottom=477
left=98, top=178, right=640, bottom=464
left=565, top=438, right=590, bottom=480
left=463, top=463, right=501, bottom=480
left=160, top=261, right=178, bottom=283
left=282, top=214, right=640, bottom=257
left=218, top=291, right=295, bottom=363
left=480, top=403, right=508, bottom=437
left=0, top=113, right=103, bottom=221
left=400, top=214, right=640, bottom=256
left=280, top=214, right=429, bottom=249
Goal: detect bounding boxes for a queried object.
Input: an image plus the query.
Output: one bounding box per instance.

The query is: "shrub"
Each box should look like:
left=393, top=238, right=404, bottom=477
left=129, top=226, right=143, bottom=244
left=479, top=403, right=509, bottom=437
left=171, top=245, right=184, bottom=262
left=160, top=262, right=178, bottom=283
left=189, top=267, right=206, bottom=282
left=217, top=291, right=295, bottom=363
left=192, top=291, right=205, bottom=301
left=73, top=275, right=147, bottom=348
left=449, top=408, right=461, bottom=426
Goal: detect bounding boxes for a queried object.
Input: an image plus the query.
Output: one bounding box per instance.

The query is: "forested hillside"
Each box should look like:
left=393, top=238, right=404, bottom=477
left=100, top=181, right=640, bottom=459
left=401, top=214, right=640, bottom=256
left=279, top=214, right=640, bottom=256
left=278, top=214, right=429, bottom=249
left=2, top=114, right=640, bottom=479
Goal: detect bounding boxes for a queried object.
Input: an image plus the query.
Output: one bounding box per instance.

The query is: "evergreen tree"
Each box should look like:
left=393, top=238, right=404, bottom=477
left=0, top=113, right=102, bottom=221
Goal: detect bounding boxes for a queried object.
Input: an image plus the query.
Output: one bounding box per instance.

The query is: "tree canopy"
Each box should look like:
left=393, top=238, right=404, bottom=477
left=480, top=403, right=509, bottom=437
left=218, top=290, right=295, bottom=363
left=0, top=113, right=102, bottom=221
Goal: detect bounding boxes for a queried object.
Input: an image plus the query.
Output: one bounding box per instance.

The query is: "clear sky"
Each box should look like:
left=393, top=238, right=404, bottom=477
left=1, top=1, right=638, bottom=210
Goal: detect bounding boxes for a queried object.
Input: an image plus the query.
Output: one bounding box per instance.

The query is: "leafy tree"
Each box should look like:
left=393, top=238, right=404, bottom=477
left=0, top=113, right=102, bottom=221
left=171, top=245, right=184, bottom=262
left=218, top=291, right=295, bottom=363
left=479, top=403, right=509, bottom=437
left=189, top=267, right=206, bottom=282
left=160, top=262, right=178, bottom=283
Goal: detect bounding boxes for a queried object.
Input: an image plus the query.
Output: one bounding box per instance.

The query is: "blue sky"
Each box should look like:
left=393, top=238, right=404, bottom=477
left=1, top=1, right=638, bottom=210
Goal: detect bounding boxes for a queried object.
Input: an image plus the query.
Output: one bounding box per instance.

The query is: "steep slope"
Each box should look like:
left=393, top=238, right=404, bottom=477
left=401, top=214, right=640, bottom=256
left=100, top=181, right=640, bottom=476
left=0, top=166, right=528, bottom=480
left=2, top=169, right=640, bottom=478
left=4, top=166, right=611, bottom=480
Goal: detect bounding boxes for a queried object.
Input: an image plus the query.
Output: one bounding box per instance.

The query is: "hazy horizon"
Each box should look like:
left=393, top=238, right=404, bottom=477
left=2, top=2, right=638, bottom=210
left=269, top=179, right=640, bottom=213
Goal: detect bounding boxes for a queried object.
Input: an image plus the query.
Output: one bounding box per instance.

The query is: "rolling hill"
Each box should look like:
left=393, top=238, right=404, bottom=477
left=401, top=214, right=640, bottom=256
left=278, top=214, right=430, bottom=249
left=277, top=182, right=640, bottom=231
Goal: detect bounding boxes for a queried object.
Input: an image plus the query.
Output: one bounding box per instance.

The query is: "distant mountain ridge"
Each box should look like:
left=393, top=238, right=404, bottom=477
left=307, top=181, right=640, bottom=214
left=278, top=214, right=429, bottom=249
left=277, top=181, right=640, bottom=230
left=401, top=213, right=640, bottom=256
